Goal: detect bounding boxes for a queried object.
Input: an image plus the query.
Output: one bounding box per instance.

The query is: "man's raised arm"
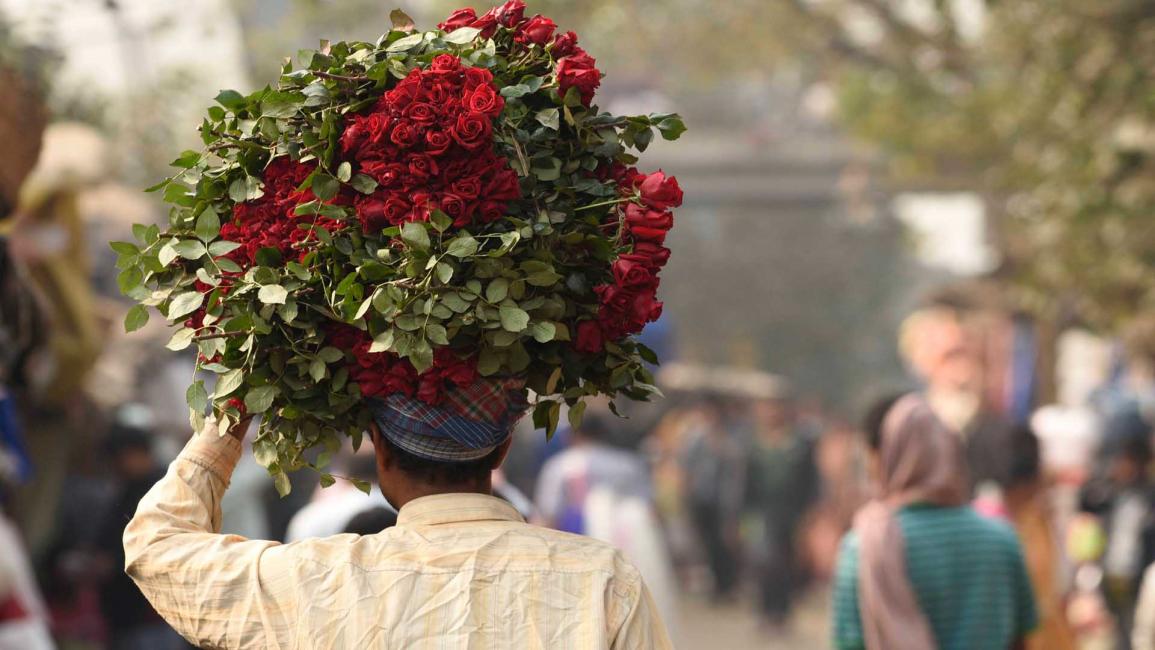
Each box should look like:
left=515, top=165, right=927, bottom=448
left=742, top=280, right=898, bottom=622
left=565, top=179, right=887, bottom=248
left=123, top=421, right=298, bottom=649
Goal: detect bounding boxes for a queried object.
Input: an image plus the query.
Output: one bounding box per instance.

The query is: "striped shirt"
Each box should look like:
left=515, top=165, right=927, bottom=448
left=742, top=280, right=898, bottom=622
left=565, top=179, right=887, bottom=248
left=832, top=505, right=1037, bottom=650
left=123, top=429, right=672, bottom=649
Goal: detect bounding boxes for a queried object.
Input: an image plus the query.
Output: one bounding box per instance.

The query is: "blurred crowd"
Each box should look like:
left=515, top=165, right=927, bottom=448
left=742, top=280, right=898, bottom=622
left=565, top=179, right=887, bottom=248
left=3, top=30, right=1155, bottom=650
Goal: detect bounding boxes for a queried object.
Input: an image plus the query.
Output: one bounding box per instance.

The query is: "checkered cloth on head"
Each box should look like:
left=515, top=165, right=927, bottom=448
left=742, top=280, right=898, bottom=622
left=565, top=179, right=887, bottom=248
left=367, top=378, right=529, bottom=462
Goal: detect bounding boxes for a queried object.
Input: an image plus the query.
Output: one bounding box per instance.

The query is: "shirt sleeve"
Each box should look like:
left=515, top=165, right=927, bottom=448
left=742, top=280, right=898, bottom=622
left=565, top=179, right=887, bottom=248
left=122, top=425, right=300, bottom=650
left=610, top=574, right=673, bottom=650
left=831, top=532, right=866, bottom=650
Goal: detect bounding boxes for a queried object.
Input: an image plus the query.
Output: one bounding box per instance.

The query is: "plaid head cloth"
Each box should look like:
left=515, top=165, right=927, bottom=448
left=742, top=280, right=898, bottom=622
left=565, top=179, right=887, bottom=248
left=367, top=379, right=529, bottom=462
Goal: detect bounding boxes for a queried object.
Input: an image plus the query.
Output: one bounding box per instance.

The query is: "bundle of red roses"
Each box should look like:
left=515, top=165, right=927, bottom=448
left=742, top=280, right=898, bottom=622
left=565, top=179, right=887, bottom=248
left=113, top=1, right=685, bottom=492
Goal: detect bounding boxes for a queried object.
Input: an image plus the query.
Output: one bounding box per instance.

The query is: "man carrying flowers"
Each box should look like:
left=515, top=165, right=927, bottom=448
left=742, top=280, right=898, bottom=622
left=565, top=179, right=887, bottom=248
left=116, top=2, right=684, bottom=648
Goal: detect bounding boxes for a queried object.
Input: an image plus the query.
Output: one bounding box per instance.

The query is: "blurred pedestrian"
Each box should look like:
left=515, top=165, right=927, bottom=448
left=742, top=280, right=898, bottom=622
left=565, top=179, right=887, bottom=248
left=1003, top=425, right=1076, bottom=650
left=743, top=386, right=819, bottom=629
left=832, top=393, right=1037, bottom=650
left=94, top=421, right=187, bottom=650
left=536, top=411, right=679, bottom=630
left=285, top=449, right=389, bottom=542
left=681, top=397, right=743, bottom=601
left=1080, top=435, right=1155, bottom=649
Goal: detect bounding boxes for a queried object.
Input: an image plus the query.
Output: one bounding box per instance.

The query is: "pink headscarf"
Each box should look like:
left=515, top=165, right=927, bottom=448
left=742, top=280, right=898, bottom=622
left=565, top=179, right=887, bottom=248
left=853, top=393, right=970, bottom=650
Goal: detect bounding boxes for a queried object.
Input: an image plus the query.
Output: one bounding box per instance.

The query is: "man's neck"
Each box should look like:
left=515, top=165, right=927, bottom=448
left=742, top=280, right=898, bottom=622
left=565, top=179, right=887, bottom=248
left=387, top=480, right=493, bottom=510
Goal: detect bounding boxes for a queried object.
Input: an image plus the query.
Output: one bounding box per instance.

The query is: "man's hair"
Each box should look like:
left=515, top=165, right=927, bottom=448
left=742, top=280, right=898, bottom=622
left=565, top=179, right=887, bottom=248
left=377, top=431, right=501, bottom=485
left=1007, top=425, right=1041, bottom=487
left=344, top=507, right=397, bottom=535
left=103, top=423, right=153, bottom=458
left=862, top=392, right=907, bottom=451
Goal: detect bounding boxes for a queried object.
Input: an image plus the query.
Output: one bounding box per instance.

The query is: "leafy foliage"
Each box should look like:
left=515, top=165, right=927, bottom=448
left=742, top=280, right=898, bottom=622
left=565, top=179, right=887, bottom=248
left=112, top=3, right=684, bottom=493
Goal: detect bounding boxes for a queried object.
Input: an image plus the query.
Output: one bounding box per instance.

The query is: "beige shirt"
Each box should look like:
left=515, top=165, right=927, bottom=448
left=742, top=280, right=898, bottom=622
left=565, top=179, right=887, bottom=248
left=123, top=429, right=672, bottom=650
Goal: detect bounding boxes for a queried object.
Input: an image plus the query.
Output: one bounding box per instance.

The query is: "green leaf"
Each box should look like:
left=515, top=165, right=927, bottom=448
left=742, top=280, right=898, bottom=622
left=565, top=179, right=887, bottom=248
left=409, top=338, right=434, bottom=373
left=446, top=234, right=479, bottom=258
left=386, top=32, right=424, bottom=52
left=312, top=174, right=339, bottom=201
left=309, top=358, right=326, bottom=382
left=350, top=174, right=378, bottom=194
left=336, top=161, right=353, bottom=183
left=110, top=241, right=139, bottom=256
left=443, top=26, right=481, bottom=44
left=478, top=347, right=502, bottom=376
left=435, top=262, right=454, bottom=284
left=167, top=291, right=205, bottom=320
left=258, top=284, right=289, bottom=305
left=401, top=221, right=430, bottom=251
left=173, top=240, right=207, bottom=260
left=499, top=305, right=530, bottom=332
left=273, top=471, right=292, bottom=497
left=536, top=108, right=560, bottom=131
left=429, top=208, right=453, bottom=233
left=244, top=385, right=278, bottom=413
left=214, top=89, right=247, bottom=111
left=214, top=368, right=244, bottom=398
left=528, top=321, right=557, bottom=343
left=390, top=8, right=416, bottom=32
left=485, top=278, right=509, bottom=303
left=369, top=329, right=395, bottom=353
left=186, top=380, right=209, bottom=412
left=568, top=400, right=587, bottom=430
left=195, top=206, right=221, bottom=242
left=165, top=327, right=196, bottom=351
left=531, top=157, right=562, bottom=181
left=158, top=242, right=179, bottom=267
left=216, top=258, right=243, bottom=273
left=208, top=241, right=242, bottom=257
left=124, top=305, right=150, bottom=332
left=655, top=115, right=687, bottom=140
left=117, top=267, right=143, bottom=295
left=228, top=175, right=264, bottom=203
left=425, top=323, right=449, bottom=345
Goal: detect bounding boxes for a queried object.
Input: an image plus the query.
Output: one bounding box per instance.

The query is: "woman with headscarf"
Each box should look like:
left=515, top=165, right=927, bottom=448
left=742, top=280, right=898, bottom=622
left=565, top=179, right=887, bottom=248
left=831, top=393, right=1038, bottom=650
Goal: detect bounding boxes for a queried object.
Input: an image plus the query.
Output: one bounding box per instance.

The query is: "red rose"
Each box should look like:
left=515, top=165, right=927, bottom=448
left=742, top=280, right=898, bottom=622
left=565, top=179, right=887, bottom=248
left=355, top=195, right=389, bottom=231
left=409, top=192, right=437, bottom=222
left=340, top=117, right=367, bottom=155
left=492, top=0, right=527, bottom=27
left=424, top=130, right=453, bottom=156
left=624, top=203, right=674, bottom=230
left=632, top=241, right=671, bottom=267
left=624, top=203, right=674, bottom=243
left=628, top=287, right=662, bottom=324
left=477, top=200, right=506, bottom=223
left=613, top=256, right=657, bottom=287
left=637, top=170, right=683, bottom=209
left=517, top=15, right=556, bottom=45
left=483, top=168, right=521, bottom=201
left=381, top=194, right=412, bottom=225
left=465, top=84, right=504, bottom=118
left=406, top=154, right=440, bottom=181
left=405, top=102, right=438, bottom=124
left=575, top=321, right=604, bottom=353
left=430, top=54, right=462, bottom=74
left=385, top=75, right=424, bottom=110
left=450, top=176, right=482, bottom=199
left=440, top=192, right=474, bottom=226
left=452, top=112, right=493, bottom=149
left=417, top=375, right=444, bottom=405
left=361, top=161, right=406, bottom=187
left=390, top=122, right=421, bottom=149
left=463, top=67, right=494, bottom=90
left=438, top=8, right=477, bottom=32
left=552, top=31, right=579, bottom=58
left=556, top=50, right=601, bottom=106
left=469, top=12, right=498, bottom=38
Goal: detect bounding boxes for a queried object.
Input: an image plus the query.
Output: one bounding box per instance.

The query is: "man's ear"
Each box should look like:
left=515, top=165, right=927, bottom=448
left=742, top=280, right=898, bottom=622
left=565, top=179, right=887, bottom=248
left=370, top=421, right=390, bottom=472
left=490, top=435, right=514, bottom=470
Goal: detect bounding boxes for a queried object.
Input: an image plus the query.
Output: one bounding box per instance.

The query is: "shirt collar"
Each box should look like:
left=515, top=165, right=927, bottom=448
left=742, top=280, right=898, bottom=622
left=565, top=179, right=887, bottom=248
left=396, top=493, right=524, bottom=527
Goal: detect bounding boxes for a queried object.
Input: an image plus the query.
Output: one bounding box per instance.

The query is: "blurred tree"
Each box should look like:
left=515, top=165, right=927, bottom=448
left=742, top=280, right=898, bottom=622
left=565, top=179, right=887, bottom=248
left=769, top=0, right=1155, bottom=331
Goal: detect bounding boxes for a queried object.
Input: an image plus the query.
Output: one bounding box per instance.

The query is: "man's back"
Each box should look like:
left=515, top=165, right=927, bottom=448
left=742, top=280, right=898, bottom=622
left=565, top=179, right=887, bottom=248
left=124, top=434, right=671, bottom=650
left=833, top=505, right=1037, bottom=650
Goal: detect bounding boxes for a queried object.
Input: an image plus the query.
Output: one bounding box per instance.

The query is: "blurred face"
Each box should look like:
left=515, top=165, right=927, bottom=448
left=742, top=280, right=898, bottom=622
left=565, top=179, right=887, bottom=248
left=114, top=447, right=155, bottom=479
left=754, top=398, right=793, bottom=430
